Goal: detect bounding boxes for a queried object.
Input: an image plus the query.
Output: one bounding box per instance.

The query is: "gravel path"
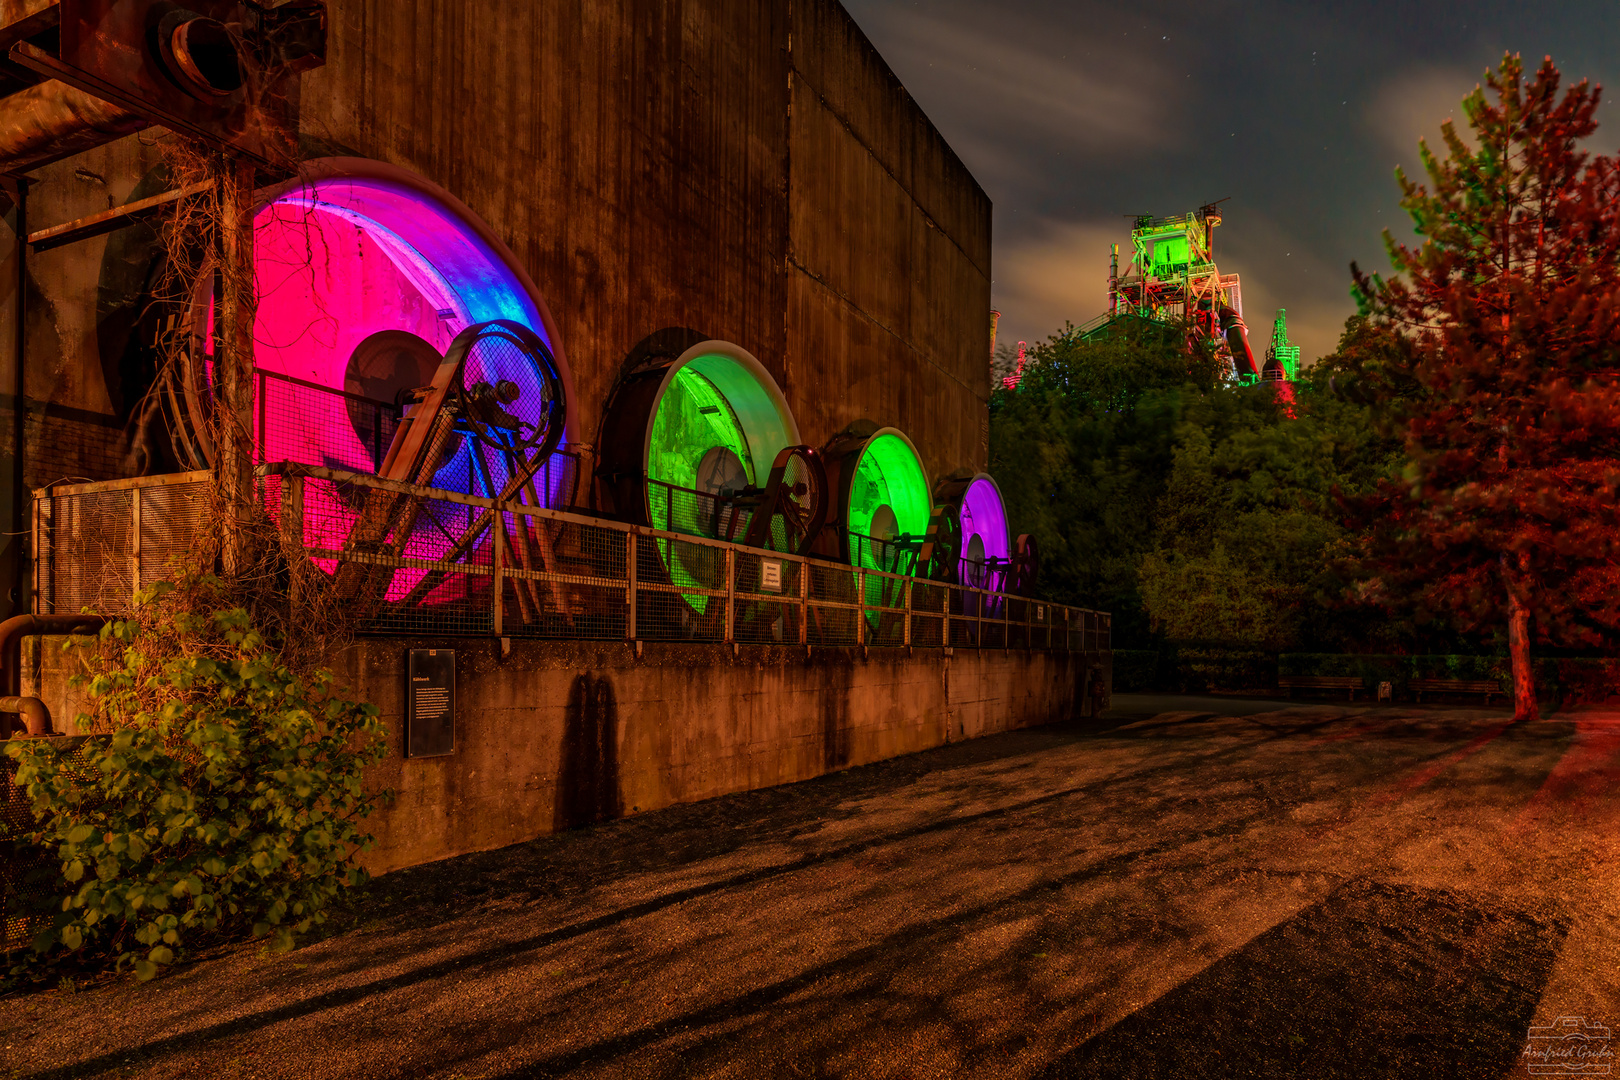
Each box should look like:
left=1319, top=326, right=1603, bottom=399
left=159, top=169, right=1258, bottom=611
left=3, top=698, right=1618, bottom=1079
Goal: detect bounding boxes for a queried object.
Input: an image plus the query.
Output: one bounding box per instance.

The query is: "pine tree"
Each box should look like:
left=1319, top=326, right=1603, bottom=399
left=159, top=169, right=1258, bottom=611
left=1353, top=54, right=1620, bottom=720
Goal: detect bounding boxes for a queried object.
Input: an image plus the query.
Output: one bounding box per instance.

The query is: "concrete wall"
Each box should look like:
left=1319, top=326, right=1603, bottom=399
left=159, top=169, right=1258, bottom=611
left=29, top=638, right=1105, bottom=874
left=0, top=0, right=994, bottom=619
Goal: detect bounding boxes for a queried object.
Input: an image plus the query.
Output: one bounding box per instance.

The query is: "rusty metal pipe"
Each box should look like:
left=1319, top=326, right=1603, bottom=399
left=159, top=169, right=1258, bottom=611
left=0, top=79, right=147, bottom=175
left=0, top=613, right=105, bottom=698
left=0, top=694, right=51, bottom=735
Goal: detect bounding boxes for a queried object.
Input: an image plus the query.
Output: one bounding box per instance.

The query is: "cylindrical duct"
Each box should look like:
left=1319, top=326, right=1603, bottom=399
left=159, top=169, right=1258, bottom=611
left=0, top=80, right=147, bottom=175
left=934, top=472, right=1010, bottom=589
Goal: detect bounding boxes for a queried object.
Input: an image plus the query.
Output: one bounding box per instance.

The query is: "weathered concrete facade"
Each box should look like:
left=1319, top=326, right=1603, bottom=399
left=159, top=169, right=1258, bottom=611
left=1, top=3, right=1023, bottom=858
left=0, top=0, right=993, bottom=619
left=30, top=640, right=1103, bottom=873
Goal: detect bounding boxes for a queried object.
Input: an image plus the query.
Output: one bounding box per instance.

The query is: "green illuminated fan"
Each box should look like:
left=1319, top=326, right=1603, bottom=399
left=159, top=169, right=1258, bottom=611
left=597, top=340, right=800, bottom=621
left=822, top=424, right=932, bottom=634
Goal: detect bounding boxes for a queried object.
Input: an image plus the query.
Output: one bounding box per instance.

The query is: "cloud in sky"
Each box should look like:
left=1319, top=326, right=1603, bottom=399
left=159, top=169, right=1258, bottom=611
left=1364, top=66, right=1480, bottom=174
left=847, top=2, right=1177, bottom=197
left=993, top=218, right=1122, bottom=348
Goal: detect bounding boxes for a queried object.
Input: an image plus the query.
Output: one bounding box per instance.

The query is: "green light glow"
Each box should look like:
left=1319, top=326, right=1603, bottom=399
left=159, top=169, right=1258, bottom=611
left=847, top=432, right=930, bottom=572
left=1150, top=234, right=1190, bottom=275
left=647, top=365, right=754, bottom=515
left=646, top=364, right=754, bottom=614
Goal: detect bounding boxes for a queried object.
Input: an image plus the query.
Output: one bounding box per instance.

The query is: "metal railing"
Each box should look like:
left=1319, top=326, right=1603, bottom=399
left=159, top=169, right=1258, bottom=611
left=33, top=463, right=1110, bottom=652
left=255, top=367, right=403, bottom=474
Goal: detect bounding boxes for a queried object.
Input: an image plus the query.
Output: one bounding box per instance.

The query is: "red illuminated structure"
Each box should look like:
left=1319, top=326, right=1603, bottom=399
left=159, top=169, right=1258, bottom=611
left=1000, top=341, right=1028, bottom=391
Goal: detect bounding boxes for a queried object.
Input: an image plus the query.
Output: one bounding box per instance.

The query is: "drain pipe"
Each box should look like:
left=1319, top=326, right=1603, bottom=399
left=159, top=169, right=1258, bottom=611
left=0, top=614, right=105, bottom=737
left=8, top=174, right=23, bottom=621
left=0, top=613, right=105, bottom=694
left=0, top=79, right=146, bottom=176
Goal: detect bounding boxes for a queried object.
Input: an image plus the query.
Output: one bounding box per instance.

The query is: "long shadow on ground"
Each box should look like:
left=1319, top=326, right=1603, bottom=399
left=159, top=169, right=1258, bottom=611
left=1035, top=879, right=1567, bottom=1080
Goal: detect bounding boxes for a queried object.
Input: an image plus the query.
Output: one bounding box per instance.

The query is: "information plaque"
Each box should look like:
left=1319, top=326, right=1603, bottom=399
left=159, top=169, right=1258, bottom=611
left=407, top=649, right=455, bottom=758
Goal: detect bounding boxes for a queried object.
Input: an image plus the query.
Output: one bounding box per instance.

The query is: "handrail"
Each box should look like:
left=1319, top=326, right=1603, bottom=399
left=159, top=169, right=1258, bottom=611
left=34, top=464, right=1110, bottom=653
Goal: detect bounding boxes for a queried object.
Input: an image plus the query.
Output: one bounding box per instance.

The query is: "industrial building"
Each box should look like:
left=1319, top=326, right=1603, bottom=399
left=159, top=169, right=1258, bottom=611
left=0, top=0, right=1106, bottom=874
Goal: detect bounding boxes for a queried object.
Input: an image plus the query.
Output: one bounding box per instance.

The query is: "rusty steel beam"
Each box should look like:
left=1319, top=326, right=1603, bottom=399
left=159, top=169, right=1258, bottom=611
left=0, top=0, right=58, bottom=56
left=28, top=178, right=212, bottom=250
left=0, top=74, right=145, bottom=176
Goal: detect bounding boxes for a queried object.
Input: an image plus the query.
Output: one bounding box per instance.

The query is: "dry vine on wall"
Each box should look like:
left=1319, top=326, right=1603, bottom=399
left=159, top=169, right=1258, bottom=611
left=124, top=132, right=362, bottom=676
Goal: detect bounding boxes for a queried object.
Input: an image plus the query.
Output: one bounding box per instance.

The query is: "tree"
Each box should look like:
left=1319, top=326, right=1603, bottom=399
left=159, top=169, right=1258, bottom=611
left=1138, top=373, right=1390, bottom=653
left=1353, top=54, right=1620, bottom=720
left=989, top=320, right=1224, bottom=641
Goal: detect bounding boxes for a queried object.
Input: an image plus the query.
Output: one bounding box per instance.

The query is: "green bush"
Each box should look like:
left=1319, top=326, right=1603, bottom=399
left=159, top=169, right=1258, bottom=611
left=4, top=578, right=388, bottom=980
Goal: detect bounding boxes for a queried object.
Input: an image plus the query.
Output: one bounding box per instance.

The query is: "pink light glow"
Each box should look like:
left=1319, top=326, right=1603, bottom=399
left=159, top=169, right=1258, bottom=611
left=218, top=174, right=565, bottom=607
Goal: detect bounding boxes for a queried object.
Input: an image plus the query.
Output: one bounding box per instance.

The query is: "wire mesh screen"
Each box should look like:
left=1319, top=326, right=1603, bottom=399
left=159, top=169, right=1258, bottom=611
left=732, top=549, right=803, bottom=645
left=500, top=512, right=628, bottom=640
left=863, top=570, right=909, bottom=647
left=37, top=488, right=131, bottom=615
left=37, top=479, right=210, bottom=616
left=910, top=581, right=948, bottom=649
left=807, top=562, right=859, bottom=646
left=138, top=482, right=209, bottom=593
left=285, top=479, right=496, bottom=636
left=256, top=368, right=581, bottom=511
left=1006, top=598, right=1030, bottom=650
left=1030, top=604, right=1054, bottom=650
left=636, top=532, right=728, bottom=641
left=848, top=531, right=920, bottom=580
left=256, top=369, right=402, bottom=473
left=645, top=478, right=754, bottom=545
left=1, top=739, right=104, bottom=953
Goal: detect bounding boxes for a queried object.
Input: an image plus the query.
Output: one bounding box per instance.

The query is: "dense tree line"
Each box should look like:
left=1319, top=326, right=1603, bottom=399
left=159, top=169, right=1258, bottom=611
left=989, top=316, right=1406, bottom=653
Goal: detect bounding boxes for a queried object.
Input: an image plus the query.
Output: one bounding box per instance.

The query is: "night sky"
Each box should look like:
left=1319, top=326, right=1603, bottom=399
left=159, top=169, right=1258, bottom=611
left=842, top=1, right=1620, bottom=364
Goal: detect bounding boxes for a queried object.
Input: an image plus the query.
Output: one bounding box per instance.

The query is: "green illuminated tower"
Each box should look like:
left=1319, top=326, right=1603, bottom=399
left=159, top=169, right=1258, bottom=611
left=1102, top=202, right=1258, bottom=377
left=1264, top=309, right=1301, bottom=381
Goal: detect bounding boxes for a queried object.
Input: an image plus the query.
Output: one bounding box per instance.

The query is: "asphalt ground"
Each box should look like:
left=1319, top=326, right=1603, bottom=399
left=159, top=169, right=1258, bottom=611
left=3, top=696, right=1619, bottom=1079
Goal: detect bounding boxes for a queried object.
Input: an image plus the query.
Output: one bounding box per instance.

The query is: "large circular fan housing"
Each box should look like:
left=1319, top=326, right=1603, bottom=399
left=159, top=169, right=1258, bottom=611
left=936, top=473, right=1010, bottom=589
left=824, top=426, right=932, bottom=575
left=596, top=340, right=798, bottom=615
left=183, top=161, right=576, bottom=614
left=186, top=158, right=576, bottom=498
left=598, top=340, right=798, bottom=533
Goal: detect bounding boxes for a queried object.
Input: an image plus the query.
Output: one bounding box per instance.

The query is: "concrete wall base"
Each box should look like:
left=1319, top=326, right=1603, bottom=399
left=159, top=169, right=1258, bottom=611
left=29, top=637, right=1108, bottom=874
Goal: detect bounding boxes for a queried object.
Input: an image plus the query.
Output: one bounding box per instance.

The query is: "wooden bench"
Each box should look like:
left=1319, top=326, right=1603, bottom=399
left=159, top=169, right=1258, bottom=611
left=1278, top=675, right=1363, bottom=701
left=1410, top=678, right=1505, bottom=703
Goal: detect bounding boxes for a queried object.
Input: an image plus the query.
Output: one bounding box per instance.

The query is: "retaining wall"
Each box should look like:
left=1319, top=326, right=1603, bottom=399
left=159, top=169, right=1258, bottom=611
left=29, top=638, right=1107, bottom=874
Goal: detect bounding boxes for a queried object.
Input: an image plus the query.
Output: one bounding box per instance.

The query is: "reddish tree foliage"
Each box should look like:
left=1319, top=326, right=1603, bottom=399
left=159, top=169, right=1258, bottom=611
left=1352, top=54, right=1620, bottom=720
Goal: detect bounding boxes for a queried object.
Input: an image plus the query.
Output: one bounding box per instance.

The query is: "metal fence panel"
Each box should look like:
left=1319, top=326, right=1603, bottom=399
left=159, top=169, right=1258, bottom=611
left=731, top=549, right=803, bottom=645
left=806, top=561, right=859, bottom=646
left=635, top=532, right=728, bottom=641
